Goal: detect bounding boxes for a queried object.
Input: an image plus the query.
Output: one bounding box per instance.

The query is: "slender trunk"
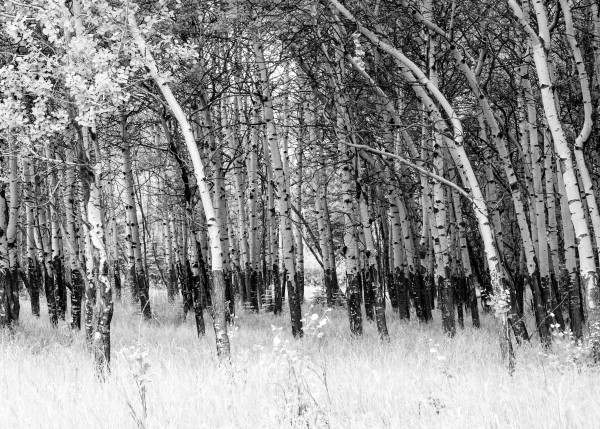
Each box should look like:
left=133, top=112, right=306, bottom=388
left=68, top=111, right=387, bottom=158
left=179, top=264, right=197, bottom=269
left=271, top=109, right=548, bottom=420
left=6, top=144, right=20, bottom=323
left=253, top=36, right=302, bottom=337
left=23, top=157, right=40, bottom=316
left=64, top=145, right=83, bottom=329
left=329, top=0, right=513, bottom=364
left=130, top=16, right=230, bottom=360
left=0, top=186, right=11, bottom=327
left=247, top=108, right=260, bottom=311
left=509, top=0, right=600, bottom=357
left=358, top=181, right=389, bottom=340
left=122, top=116, right=151, bottom=319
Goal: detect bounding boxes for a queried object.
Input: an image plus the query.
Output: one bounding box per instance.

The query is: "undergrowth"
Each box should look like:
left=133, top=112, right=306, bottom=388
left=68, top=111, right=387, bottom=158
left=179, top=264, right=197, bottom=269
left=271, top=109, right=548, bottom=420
left=1, top=291, right=599, bottom=428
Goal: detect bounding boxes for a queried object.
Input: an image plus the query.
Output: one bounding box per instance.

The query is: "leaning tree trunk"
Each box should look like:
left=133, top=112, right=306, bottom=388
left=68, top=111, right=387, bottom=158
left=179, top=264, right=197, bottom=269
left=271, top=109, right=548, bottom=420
left=329, top=0, right=514, bottom=365
left=508, top=0, right=600, bottom=358
left=560, top=0, right=600, bottom=266
left=130, top=15, right=230, bottom=360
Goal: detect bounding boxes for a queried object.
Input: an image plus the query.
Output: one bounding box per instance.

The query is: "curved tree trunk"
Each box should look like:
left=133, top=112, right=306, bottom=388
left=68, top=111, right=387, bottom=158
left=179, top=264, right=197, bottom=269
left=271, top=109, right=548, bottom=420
left=130, top=15, right=230, bottom=360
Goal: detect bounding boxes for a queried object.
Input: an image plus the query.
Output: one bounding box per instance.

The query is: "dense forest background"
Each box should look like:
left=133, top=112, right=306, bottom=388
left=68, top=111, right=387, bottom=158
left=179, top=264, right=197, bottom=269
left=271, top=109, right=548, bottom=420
left=1, top=0, right=600, bottom=426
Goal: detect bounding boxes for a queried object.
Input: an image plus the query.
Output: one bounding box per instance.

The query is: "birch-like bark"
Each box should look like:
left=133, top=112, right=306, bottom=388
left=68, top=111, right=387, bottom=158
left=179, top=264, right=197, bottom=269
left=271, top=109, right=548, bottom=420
left=390, top=189, right=408, bottom=318
left=106, top=164, right=122, bottom=302
left=188, top=217, right=206, bottom=337
left=85, top=127, right=111, bottom=369
left=358, top=178, right=388, bottom=339
left=326, top=6, right=364, bottom=335
left=452, top=190, right=480, bottom=327
left=122, top=116, right=151, bottom=319
left=329, top=0, right=512, bottom=361
left=557, top=159, right=583, bottom=338
left=6, top=144, right=20, bottom=322
left=233, top=97, right=249, bottom=305
left=509, top=0, right=600, bottom=357
left=0, top=184, right=10, bottom=327
left=295, top=105, right=305, bottom=303
left=253, top=35, right=302, bottom=337
left=409, top=0, right=542, bottom=340
left=64, top=145, right=83, bottom=329
left=246, top=108, right=261, bottom=311
left=258, top=102, right=281, bottom=313
left=222, top=98, right=245, bottom=309
left=427, top=24, right=455, bottom=335
left=163, top=207, right=176, bottom=303
left=560, top=0, right=600, bottom=264
left=33, top=158, right=57, bottom=325
left=45, top=144, right=66, bottom=321
left=129, top=15, right=230, bottom=360
left=23, top=157, right=40, bottom=316
left=210, top=100, right=233, bottom=318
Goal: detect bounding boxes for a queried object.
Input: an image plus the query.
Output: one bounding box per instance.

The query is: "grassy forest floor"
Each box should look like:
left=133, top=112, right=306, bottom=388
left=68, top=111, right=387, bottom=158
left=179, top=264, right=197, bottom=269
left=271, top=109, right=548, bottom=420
left=1, top=290, right=599, bottom=429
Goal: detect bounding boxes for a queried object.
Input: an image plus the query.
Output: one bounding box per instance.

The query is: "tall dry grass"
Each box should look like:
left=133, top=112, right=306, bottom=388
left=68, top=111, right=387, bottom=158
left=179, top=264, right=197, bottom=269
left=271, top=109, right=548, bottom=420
left=0, top=291, right=598, bottom=428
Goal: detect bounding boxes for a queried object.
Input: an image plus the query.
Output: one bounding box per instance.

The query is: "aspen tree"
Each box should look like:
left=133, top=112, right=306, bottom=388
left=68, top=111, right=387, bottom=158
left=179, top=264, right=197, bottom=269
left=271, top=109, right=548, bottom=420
left=23, top=157, right=40, bottom=316
left=6, top=144, right=19, bottom=322
left=452, top=190, right=480, bottom=327
left=295, top=107, right=305, bottom=304
left=222, top=97, right=245, bottom=308
left=82, top=126, right=113, bottom=375
left=557, top=160, right=582, bottom=338
left=45, top=144, right=66, bottom=321
left=78, top=177, right=94, bottom=344
left=162, top=119, right=196, bottom=313
left=560, top=0, right=600, bottom=264
left=508, top=0, right=600, bottom=357
left=399, top=196, right=429, bottom=320
left=212, top=101, right=233, bottom=317
left=31, top=158, right=57, bottom=325
left=258, top=103, right=281, bottom=313
left=163, top=210, right=176, bottom=303
left=325, top=5, right=364, bottom=335
left=247, top=109, right=261, bottom=311
left=329, top=0, right=513, bottom=362
left=188, top=217, right=206, bottom=336
left=253, top=34, right=303, bottom=336
left=390, top=190, right=408, bottom=318
left=106, top=165, right=121, bottom=302
left=408, top=0, right=546, bottom=331
left=199, top=93, right=233, bottom=319
left=426, top=16, right=455, bottom=334
left=64, top=145, right=83, bottom=329
left=129, top=14, right=230, bottom=359
left=0, top=182, right=10, bottom=326
left=121, top=116, right=151, bottom=319
left=169, top=213, right=184, bottom=301
left=233, top=97, right=249, bottom=305
left=543, top=127, right=565, bottom=329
